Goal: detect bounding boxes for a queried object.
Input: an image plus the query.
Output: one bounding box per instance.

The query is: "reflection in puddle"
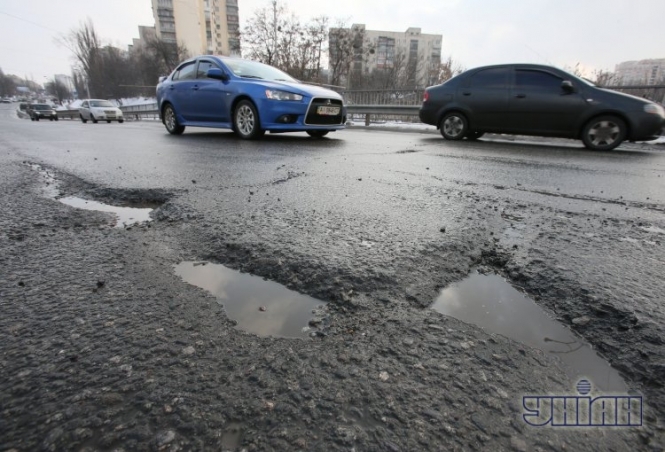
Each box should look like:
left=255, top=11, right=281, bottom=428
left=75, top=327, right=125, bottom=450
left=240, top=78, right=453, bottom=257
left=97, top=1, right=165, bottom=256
left=433, top=272, right=627, bottom=392
left=59, top=197, right=155, bottom=228
left=175, top=262, right=324, bottom=338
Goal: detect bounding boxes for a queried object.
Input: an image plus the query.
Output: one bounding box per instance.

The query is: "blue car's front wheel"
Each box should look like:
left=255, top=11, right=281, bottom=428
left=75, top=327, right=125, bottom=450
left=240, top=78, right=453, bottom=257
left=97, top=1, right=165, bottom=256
left=233, top=100, right=265, bottom=140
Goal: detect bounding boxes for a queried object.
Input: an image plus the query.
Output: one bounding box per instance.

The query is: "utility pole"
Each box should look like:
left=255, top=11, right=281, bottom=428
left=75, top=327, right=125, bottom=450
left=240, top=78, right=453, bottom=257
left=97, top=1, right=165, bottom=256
left=272, top=0, right=277, bottom=66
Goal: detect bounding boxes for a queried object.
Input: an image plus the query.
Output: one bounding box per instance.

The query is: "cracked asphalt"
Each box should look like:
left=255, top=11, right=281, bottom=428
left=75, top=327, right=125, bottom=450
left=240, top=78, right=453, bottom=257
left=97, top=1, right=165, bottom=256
left=1, top=103, right=665, bottom=451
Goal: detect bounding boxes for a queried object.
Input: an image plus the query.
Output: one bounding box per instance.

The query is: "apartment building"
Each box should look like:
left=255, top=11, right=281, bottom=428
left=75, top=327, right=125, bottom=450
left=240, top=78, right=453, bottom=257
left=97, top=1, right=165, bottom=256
left=330, top=24, right=442, bottom=88
left=127, top=26, right=157, bottom=53
left=615, top=59, right=665, bottom=85
left=151, top=0, right=240, bottom=57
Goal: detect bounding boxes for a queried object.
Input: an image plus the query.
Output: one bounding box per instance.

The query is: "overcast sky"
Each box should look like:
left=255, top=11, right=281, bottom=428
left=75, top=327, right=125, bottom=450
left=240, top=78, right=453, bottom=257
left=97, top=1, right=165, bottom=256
left=1, top=0, right=664, bottom=84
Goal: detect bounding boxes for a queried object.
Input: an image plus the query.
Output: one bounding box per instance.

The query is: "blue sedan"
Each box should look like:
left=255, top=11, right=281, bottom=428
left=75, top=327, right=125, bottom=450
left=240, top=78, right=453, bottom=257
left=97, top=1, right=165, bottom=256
left=156, top=56, right=347, bottom=139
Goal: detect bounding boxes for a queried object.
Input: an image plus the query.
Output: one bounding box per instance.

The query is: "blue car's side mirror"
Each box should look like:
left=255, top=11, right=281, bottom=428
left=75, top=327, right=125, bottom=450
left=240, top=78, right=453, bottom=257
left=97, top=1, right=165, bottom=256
left=207, top=68, right=229, bottom=81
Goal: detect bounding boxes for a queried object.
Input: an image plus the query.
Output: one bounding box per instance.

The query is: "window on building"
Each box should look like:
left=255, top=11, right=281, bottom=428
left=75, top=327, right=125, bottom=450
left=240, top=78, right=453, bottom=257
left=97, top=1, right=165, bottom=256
left=376, top=36, right=395, bottom=69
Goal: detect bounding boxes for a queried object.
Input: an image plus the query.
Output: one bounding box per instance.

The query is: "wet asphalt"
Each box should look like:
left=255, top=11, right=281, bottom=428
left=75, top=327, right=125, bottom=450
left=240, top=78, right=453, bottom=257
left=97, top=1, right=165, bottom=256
left=1, top=103, right=665, bottom=451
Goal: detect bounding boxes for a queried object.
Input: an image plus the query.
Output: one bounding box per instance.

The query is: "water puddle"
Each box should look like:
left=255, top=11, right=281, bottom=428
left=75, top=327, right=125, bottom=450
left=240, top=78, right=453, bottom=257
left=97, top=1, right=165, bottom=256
left=58, top=197, right=156, bottom=228
left=432, top=272, right=627, bottom=392
left=174, top=262, right=325, bottom=338
left=29, top=163, right=157, bottom=228
left=641, top=225, right=665, bottom=235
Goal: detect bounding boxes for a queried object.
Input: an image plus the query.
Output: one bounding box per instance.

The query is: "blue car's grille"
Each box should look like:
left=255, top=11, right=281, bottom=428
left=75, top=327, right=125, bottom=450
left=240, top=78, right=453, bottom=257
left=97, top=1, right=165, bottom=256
left=305, top=98, right=344, bottom=125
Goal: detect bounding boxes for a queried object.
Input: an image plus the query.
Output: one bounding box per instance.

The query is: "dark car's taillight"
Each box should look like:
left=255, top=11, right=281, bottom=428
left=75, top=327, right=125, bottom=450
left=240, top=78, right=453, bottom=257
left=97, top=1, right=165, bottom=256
left=423, top=91, right=430, bottom=102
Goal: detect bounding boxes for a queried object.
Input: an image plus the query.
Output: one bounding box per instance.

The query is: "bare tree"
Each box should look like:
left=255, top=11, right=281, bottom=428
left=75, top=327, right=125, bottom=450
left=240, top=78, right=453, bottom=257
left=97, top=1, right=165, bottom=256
left=328, top=22, right=373, bottom=88
left=429, top=56, right=465, bottom=85
left=592, top=69, right=618, bottom=87
left=71, top=70, right=88, bottom=98
left=143, top=36, right=189, bottom=75
left=242, top=1, right=328, bottom=82
left=45, top=79, right=71, bottom=103
left=59, top=19, right=103, bottom=97
left=0, top=68, right=17, bottom=97
left=242, top=0, right=284, bottom=66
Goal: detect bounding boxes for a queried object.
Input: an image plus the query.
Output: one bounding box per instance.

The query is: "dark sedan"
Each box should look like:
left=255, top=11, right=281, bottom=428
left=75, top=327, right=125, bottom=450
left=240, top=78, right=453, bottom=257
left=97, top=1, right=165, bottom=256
left=27, top=104, right=58, bottom=121
left=419, top=64, right=665, bottom=151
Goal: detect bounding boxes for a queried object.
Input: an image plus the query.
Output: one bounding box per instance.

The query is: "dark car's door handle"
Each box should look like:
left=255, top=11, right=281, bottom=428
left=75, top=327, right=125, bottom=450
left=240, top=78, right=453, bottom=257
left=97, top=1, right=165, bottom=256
left=192, top=85, right=199, bottom=91
left=515, top=94, right=526, bottom=98
left=462, top=92, right=471, bottom=96
left=169, top=85, right=175, bottom=90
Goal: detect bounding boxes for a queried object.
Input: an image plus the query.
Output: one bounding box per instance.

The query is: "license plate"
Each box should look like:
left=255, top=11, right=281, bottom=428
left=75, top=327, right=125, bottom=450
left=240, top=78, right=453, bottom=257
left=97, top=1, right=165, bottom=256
left=317, top=106, right=340, bottom=116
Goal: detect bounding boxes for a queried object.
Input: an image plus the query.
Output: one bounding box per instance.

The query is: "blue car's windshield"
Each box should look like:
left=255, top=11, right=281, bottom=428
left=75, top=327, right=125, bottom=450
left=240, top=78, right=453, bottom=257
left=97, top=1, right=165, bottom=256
left=221, top=58, right=297, bottom=83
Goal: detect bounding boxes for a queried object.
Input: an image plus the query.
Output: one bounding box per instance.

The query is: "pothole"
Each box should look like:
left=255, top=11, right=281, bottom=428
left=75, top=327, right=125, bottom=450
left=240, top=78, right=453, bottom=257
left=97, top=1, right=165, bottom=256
left=175, top=262, right=326, bottom=338
left=432, top=272, right=627, bottom=392
left=29, top=163, right=161, bottom=228
left=58, top=197, right=157, bottom=228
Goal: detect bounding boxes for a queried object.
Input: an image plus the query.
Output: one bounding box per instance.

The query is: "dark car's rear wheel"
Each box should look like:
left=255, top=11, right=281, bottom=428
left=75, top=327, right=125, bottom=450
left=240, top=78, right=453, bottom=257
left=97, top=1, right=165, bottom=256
left=440, top=113, right=468, bottom=140
left=582, top=115, right=626, bottom=151
left=163, top=104, right=185, bottom=135
left=307, top=130, right=329, bottom=138
left=233, top=100, right=264, bottom=140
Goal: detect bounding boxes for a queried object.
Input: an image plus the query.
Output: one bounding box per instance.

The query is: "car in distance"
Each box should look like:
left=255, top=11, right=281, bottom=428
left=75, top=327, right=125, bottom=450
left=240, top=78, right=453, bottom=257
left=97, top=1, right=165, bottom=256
left=419, top=64, right=665, bottom=151
left=156, top=56, right=346, bottom=139
left=27, top=103, right=58, bottom=121
left=78, top=99, right=124, bottom=123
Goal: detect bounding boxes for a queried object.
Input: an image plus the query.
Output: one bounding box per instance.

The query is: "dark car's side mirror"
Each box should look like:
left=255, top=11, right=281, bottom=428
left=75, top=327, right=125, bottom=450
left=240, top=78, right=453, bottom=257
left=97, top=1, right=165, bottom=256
left=158, top=76, right=167, bottom=83
left=207, top=68, right=229, bottom=81
left=561, top=80, right=575, bottom=93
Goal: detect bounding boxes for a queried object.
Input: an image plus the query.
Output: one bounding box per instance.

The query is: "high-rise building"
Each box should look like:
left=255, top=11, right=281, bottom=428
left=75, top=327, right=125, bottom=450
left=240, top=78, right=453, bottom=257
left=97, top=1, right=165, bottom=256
left=329, top=24, right=442, bottom=88
left=128, top=26, right=157, bottom=53
left=151, top=0, right=240, bottom=57
left=615, top=59, right=665, bottom=85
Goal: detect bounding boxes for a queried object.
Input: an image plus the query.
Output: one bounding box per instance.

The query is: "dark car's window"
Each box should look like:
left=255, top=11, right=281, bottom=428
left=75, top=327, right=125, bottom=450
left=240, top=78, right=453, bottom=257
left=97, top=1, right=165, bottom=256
left=469, top=68, right=509, bottom=88
left=173, top=62, right=196, bottom=81
left=196, top=61, right=217, bottom=79
left=515, top=70, right=563, bottom=90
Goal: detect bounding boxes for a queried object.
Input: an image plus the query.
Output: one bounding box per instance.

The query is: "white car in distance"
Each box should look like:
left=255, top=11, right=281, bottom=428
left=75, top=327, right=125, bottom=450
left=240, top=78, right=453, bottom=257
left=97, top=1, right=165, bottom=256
left=79, top=99, right=124, bottom=124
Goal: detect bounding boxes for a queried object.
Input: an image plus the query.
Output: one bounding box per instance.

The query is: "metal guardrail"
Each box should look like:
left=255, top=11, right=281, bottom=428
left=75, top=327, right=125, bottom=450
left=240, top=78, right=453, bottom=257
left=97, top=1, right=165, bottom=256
left=346, top=105, right=419, bottom=126
left=55, top=108, right=160, bottom=121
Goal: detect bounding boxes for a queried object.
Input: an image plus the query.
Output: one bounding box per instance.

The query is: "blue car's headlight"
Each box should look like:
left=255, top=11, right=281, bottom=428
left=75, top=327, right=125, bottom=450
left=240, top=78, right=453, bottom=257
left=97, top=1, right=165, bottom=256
left=265, top=89, right=303, bottom=101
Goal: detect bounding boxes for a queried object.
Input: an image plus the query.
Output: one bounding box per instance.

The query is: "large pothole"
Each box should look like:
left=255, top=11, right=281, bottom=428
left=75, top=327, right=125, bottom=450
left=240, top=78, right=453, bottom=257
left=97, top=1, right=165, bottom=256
left=29, top=163, right=164, bottom=228
left=433, top=271, right=627, bottom=392
left=175, top=261, right=326, bottom=338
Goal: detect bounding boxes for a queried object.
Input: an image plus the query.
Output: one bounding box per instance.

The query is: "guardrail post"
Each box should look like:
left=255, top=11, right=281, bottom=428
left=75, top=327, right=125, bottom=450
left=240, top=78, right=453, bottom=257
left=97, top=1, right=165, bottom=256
left=365, top=113, right=370, bottom=127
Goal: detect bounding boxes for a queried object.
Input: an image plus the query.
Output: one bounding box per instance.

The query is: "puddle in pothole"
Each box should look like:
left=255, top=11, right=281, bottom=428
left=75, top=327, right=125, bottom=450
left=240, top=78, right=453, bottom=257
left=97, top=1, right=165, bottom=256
left=175, top=262, right=325, bottom=338
left=58, top=197, right=156, bottom=228
left=641, top=225, right=665, bottom=235
left=29, top=163, right=157, bottom=228
left=433, top=272, right=627, bottom=392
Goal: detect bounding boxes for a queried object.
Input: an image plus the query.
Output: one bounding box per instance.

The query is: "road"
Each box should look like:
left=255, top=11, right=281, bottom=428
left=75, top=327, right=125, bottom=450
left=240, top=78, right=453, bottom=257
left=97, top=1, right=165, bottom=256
left=1, top=103, right=664, bottom=450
